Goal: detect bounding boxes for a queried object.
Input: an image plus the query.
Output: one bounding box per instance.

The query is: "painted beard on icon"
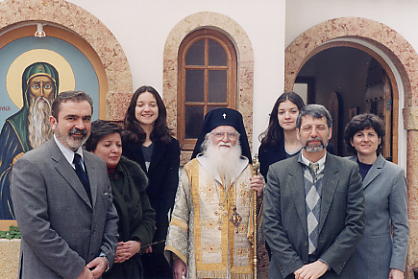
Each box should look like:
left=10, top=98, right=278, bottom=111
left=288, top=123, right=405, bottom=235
left=201, top=135, right=243, bottom=186
left=27, top=94, right=54, bottom=149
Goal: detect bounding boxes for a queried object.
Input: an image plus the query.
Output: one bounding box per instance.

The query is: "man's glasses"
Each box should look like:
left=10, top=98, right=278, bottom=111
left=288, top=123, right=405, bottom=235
left=211, top=132, right=239, bottom=140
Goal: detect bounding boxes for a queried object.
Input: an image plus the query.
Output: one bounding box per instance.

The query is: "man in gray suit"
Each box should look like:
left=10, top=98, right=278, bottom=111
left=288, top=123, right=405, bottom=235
left=263, top=104, right=365, bottom=279
left=11, top=91, right=118, bottom=279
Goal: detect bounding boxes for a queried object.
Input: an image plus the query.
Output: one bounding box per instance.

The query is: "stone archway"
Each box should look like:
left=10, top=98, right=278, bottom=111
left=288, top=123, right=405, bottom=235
left=162, top=12, right=254, bottom=162
left=285, top=17, right=418, bottom=276
left=0, top=0, right=133, bottom=119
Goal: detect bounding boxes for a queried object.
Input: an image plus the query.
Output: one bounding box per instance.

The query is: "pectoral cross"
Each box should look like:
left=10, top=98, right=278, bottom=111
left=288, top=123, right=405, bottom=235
left=215, top=204, right=228, bottom=230
left=222, top=113, right=226, bottom=119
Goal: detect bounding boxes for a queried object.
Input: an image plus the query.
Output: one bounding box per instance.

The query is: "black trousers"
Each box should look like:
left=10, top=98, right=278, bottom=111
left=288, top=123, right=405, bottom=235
left=142, top=251, right=172, bottom=279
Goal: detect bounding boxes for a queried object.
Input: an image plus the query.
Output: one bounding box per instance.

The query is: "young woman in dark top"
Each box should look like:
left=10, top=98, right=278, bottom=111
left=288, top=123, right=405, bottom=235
left=258, top=92, right=305, bottom=178
left=122, top=86, right=180, bottom=279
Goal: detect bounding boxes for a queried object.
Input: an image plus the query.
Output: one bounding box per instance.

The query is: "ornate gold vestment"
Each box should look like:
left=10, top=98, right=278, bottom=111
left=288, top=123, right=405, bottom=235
left=165, top=158, right=255, bottom=279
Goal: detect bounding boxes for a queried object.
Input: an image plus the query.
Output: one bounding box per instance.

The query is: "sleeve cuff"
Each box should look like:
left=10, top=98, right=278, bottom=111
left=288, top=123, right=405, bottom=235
left=99, top=253, right=110, bottom=272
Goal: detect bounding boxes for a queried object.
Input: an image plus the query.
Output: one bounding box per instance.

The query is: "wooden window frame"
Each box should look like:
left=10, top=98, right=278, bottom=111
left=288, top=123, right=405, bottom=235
left=178, top=29, right=237, bottom=150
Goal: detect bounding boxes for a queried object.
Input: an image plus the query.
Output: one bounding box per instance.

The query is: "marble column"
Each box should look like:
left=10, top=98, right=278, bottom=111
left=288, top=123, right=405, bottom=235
left=404, top=106, right=418, bottom=278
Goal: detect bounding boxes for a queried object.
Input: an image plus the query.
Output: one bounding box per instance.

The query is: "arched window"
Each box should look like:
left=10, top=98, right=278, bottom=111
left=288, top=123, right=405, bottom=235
left=178, top=29, right=237, bottom=150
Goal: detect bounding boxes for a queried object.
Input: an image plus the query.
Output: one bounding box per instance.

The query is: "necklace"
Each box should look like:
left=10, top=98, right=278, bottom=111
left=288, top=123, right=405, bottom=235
left=230, top=206, right=242, bottom=233
left=214, top=181, right=228, bottom=230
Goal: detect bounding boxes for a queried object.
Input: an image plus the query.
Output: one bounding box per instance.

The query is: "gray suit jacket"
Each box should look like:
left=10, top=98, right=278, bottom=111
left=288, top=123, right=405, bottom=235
left=11, top=139, right=119, bottom=279
left=346, top=155, right=408, bottom=278
left=263, top=153, right=365, bottom=279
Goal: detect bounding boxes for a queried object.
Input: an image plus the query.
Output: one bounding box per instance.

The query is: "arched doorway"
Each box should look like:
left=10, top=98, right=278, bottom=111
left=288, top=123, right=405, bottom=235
left=293, top=43, right=397, bottom=161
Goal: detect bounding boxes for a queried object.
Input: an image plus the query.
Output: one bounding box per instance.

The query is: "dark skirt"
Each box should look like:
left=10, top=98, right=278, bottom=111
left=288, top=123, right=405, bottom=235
left=142, top=246, right=172, bottom=279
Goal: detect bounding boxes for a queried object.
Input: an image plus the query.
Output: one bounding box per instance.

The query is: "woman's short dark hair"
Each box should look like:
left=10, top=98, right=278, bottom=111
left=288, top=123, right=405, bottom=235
left=259, top=92, right=305, bottom=147
left=344, top=113, right=385, bottom=155
left=85, top=120, right=122, bottom=152
left=123, top=86, right=171, bottom=144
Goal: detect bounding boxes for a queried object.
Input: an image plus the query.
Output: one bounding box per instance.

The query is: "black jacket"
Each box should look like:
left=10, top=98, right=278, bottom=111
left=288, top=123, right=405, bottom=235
left=122, top=137, right=180, bottom=252
left=258, top=141, right=289, bottom=179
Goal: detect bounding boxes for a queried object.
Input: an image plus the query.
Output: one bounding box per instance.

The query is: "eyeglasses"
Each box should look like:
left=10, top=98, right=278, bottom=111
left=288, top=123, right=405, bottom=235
left=211, top=132, right=239, bottom=140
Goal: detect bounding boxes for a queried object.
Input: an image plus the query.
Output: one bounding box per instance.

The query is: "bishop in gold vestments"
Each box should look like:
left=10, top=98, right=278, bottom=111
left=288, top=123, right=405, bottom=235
left=165, top=108, right=265, bottom=279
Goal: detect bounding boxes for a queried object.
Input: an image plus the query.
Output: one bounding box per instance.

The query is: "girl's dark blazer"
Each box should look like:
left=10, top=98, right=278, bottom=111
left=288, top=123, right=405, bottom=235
left=122, top=136, right=180, bottom=244
left=258, top=142, right=287, bottom=179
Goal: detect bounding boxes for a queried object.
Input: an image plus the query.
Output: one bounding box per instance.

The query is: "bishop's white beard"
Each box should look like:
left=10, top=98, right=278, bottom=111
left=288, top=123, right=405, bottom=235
left=27, top=95, right=53, bottom=149
left=201, top=136, right=243, bottom=186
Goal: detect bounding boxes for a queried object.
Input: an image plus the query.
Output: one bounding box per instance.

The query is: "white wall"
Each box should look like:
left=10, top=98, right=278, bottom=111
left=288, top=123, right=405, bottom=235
left=285, top=0, right=418, bottom=51
left=66, top=0, right=286, bottom=150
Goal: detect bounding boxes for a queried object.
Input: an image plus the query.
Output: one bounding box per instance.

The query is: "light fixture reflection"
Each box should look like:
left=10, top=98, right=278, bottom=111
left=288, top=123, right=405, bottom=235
left=34, top=23, right=46, bottom=38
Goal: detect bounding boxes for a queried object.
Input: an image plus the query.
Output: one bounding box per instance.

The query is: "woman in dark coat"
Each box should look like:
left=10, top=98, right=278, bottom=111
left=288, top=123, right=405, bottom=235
left=258, top=92, right=305, bottom=178
left=257, top=92, right=305, bottom=260
left=344, top=113, right=408, bottom=279
left=85, top=120, right=156, bottom=279
left=122, top=86, right=180, bottom=279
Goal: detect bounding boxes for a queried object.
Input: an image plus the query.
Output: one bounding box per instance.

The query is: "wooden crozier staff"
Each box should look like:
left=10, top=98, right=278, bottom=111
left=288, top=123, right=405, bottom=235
left=251, top=155, right=260, bottom=279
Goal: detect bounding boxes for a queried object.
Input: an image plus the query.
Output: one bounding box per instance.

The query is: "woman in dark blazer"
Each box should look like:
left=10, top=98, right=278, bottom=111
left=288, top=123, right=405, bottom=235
left=344, top=113, right=408, bottom=279
left=258, top=92, right=305, bottom=178
left=122, top=86, right=180, bottom=279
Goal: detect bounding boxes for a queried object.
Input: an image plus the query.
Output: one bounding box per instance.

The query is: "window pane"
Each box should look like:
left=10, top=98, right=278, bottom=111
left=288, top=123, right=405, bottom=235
left=185, top=106, right=204, bottom=138
left=208, top=39, right=226, bottom=66
left=207, top=105, right=226, bottom=113
left=208, top=70, right=227, bottom=102
left=186, top=39, right=204, bottom=65
left=186, top=69, right=204, bottom=102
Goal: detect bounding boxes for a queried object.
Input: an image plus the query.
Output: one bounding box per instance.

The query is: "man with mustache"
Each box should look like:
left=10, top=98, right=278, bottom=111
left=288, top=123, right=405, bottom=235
left=165, top=108, right=266, bottom=279
left=264, top=104, right=365, bottom=279
left=0, top=62, right=58, bottom=219
left=11, top=91, right=119, bottom=279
